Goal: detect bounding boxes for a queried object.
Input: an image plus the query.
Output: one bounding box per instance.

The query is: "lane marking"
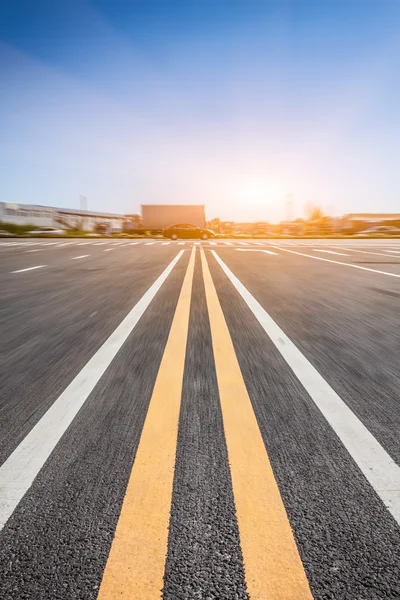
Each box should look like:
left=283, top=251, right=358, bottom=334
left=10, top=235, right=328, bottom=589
left=238, top=241, right=249, bottom=245
left=11, top=265, right=47, bottom=273
left=200, top=249, right=312, bottom=600
left=98, top=248, right=195, bottom=600
left=178, top=242, right=185, bottom=245
left=104, top=248, right=114, bottom=252
left=161, top=242, right=170, bottom=245
left=224, top=242, right=233, bottom=245
left=211, top=250, right=400, bottom=525
left=71, top=254, right=90, bottom=260
left=236, top=249, right=278, bottom=255
left=194, top=241, right=200, bottom=245
left=385, top=249, right=400, bottom=254
left=313, top=249, right=349, bottom=256
left=25, top=249, right=40, bottom=253
left=327, top=246, right=396, bottom=258
left=129, top=242, right=139, bottom=246
left=77, top=242, right=91, bottom=246
left=274, top=247, right=400, bottom=278
left=0, top=251, right=185, bottom=531
left=145, top=242, right=155, bottom=245
left=209, top=242, right=217, bottom=245
left=57, top=242, right=75, bottom=247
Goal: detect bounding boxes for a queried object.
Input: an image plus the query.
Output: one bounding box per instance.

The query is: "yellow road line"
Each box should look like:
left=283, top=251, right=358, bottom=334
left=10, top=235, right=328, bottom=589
left=200, top=248, right=313, bottom=600
left=98, top=248, right=196, bottom=600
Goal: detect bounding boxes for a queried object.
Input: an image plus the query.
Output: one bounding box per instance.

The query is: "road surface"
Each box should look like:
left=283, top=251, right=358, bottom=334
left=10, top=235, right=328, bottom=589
left=0, top=238, right=399, bottom=599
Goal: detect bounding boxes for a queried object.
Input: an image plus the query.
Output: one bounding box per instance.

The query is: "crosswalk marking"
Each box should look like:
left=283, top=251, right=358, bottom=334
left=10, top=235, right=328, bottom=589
left=98, top=249, right=195, bottom=600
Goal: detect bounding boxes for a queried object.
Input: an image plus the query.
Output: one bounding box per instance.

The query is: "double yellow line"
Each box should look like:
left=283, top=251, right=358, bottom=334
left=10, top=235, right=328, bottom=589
left=98, top=248, right=313, bottom=600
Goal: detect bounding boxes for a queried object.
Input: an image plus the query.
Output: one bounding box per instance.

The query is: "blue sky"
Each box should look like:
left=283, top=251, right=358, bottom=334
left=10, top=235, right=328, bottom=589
left=1, top=0, right=400, bottom=221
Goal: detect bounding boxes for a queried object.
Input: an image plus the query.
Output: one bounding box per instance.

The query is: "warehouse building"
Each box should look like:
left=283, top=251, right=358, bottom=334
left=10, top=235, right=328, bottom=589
left=141, top=204, right=206, bottom=229
left=0, top=202, right=125, bottom=232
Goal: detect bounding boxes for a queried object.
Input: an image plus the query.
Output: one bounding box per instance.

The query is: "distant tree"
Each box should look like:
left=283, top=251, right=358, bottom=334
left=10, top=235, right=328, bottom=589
left=305, top=203, right=324, bottom=221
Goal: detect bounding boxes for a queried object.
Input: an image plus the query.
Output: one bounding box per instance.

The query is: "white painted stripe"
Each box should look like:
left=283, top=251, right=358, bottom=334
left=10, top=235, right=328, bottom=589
left=11, top=265, right=47, bottom=273
left=274, top=247, right=400, bottom=278
left=238, top=241, right=249, bottom=245
left=211, top=251, right=400, bottom=524
left=334, top=247, right=398, bottom=258
left=25, top=249, right=40, bottom=253
left=71, top=254, right=90, bottom=260
left=313, top=249, right=349, bottom=256
left=178, top=242, right=185, bottom=245
left=194, top=242, right=200, bottom=245
left=209, top=242, right=217, bottom=245
left=385, top=250, right=400, bottom=254
left=161, top=242, right=170, bottom=245
left=145, top=242, right=155, bottom=245
left=129, top=242, right=139, bottom=246
left=254, top=242, right=265, bottom=246
left=76, top=242, right=91, bottom=246
left=263, top=250, right=278, bottom=255
left=104, top=248, right=114, bottom=252
left=0, top=251, right=185, bottom=531
left=57, top=242, right=75, bottom=247
left=94, top=242, right=109, bottom=245
left=224, top=242, right=233, bottom=246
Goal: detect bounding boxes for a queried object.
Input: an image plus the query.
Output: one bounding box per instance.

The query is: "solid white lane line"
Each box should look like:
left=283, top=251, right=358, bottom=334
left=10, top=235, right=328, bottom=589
left=94, top=242, right=109, bottom=246
left=238, top=241, right=249, bottom=245
left=25, top=249, right=40, bottom=253
left=161, top=242, right=170, bottom=245
left=224, top=242, right=233, bottom=246
left=76, top=242, right=91, bottom=246
left=11, top=265, right=47, bottom=273
left=385, top=250, right=400, bottom=254
left=334, top=247, right=399, bottom=258
left=313, top=249, right=349, bottom=256
left=211, top=251, right=400, bottom=524
left=71, top=255, right=90, bottom=260
left=57, top=242, right=75, bottom=247
left=178, top=242, right=185, bottom=245
left=263, top=250, right=278, bottom=255
left=0, top=251, right=185, bottom=531
left=274, top=247, right=400, bottom=278
left=145, top=242, right=155, bottom=245
left=129, top=242, right=139, bottom=245
left=104, top=248, right=114, bottom=252
left=254, top=242, right=265, bottom=245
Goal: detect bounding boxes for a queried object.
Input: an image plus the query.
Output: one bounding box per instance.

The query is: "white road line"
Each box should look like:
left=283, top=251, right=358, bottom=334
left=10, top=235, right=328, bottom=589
left=263, top=250, right=278, bottom=255
left=25, top=249, right=40, bottom=253
left=161, top=242, right=170, bottom=245
left=94, top=242, right=108, bottom=245
left=385, top=250, right=400, bottom=254
left=238, top=241, right=249, bottom=245
left=224, top=242, right=233, bottom=246
left=274, top=247, right=400, bottom=278
left=209, top=242, right=217, bottom=245
left=313, top=249, right=349, bottom=256
left=71, top=254, right=90, bottom=260
left=57, top=242, right=75, bottom=247
left=11, top=265, right=47, bottom=273
left=236, top=249, right=278, bottom=255
left=0, top=251, right=185, bottom=531
left=211, top=251, right=400, bottom=524
left=254, top=242, right=265, bottom=245
left=145, top=242, right=155, bottom=245
left=104, top=248, right=114, bottom=252
left=129, top=242, right=139, bottom=245
left=335, top=247, right=399, bottom=258
left=178, top=242, right=185, bottom=245
left=76, top=242, right=91, bottom=246
left=194, top=242, right=200, bottom=245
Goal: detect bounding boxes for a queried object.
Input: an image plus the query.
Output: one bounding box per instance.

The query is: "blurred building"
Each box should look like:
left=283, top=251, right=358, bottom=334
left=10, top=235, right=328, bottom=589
left=0, top=202, right=125, bottom=232
left=141, top=204, right=206, bottom=229
left=341, top=213, right=400, bottom=232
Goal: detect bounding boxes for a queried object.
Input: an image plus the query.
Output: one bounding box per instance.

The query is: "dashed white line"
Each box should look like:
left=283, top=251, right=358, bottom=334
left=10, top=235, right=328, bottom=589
left=211, top=251, right=400, bottom=525
left=210, top=242, right=217, bottom=245
left=71, top=254, right=90, bottom=260
left=224, top=242, right=233, bottom=246
left=11, top=265, right=47, bottom=273
left=178, top=242, right=185, bottom=245
left=25, top=249, right=40, bottom=253
left=104, top=248, right=114, bottom=252
left=145, top=242, right=155, bottom=245
left=161, top=242, right=170, bottom=245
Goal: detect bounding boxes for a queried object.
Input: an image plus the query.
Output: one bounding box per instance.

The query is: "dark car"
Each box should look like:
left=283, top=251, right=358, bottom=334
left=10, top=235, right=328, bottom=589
left=163, top=224, right=215, bottom=240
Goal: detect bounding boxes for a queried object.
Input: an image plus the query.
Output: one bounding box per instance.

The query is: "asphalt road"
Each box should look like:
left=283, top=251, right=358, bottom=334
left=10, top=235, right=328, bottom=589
left=0, top=238, right=399, bottom=600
